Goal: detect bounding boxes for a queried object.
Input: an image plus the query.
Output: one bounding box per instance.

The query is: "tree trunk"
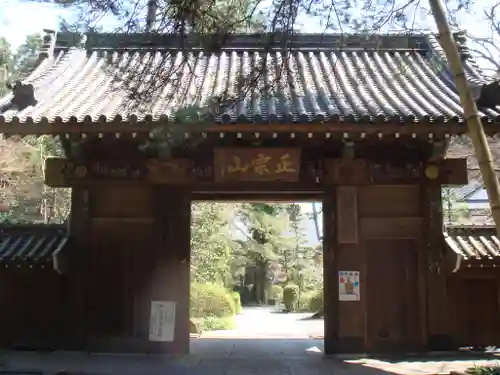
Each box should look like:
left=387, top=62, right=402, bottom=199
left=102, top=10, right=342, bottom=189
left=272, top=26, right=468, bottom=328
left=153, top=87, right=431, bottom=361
left=255, top=261, right=267, bottom=304
left=429, top=0, right=500, bottom=236
left=311, top=202, right=322, bottom=242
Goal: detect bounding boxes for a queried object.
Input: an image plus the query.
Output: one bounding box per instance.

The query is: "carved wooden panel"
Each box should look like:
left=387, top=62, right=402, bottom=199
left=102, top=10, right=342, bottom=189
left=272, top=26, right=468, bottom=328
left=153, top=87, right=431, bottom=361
left=337, top=186, right=359, bottom=244
left=90, top=186, right=154, bottom=218
left=214, top=148, right=301, bottom=183
left=324, top=159, right=368, bottom=185
left=358, top=185, right=421, bottom=218
left=45, top=157, right=193, bottom=186
left=147, top=159, right=191, bottom=184
left=369, top=162, right=422, bottom=184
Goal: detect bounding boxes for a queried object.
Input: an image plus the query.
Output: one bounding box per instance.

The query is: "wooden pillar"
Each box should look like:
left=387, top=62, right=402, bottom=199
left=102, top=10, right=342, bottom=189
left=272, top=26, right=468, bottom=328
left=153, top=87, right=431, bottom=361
left=145, top=187, right=191, bottom=354
left=323, top=188, right=339, bottom=354
left=68, top=187, right=90, bottom=348
left=423, top=184, right=452, bottom=350
left=324, top=186, right=363, bottom=353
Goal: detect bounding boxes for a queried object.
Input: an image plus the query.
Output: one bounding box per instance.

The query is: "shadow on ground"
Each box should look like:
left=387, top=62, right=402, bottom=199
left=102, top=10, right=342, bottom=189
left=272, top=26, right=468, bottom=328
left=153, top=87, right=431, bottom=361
left=0, top=339, right=499, bottom=375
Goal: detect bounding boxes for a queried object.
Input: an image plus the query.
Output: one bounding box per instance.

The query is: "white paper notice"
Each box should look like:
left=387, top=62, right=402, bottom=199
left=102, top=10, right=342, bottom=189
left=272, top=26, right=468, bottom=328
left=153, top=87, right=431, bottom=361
left=149, top=300, right=176, bottom=342
left=338, top=271, right=360, bottom=301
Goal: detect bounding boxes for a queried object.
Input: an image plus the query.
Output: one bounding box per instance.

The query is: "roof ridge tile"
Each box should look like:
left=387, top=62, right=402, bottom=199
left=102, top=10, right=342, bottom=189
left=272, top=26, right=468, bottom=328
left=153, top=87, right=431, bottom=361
left=58, top=32, right=432, bottom=52
left=36, top=29, right=57, bottom=66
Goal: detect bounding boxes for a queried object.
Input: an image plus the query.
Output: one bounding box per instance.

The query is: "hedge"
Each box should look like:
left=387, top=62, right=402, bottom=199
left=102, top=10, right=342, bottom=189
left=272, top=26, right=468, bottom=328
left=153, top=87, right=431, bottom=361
left=190, top=282, right=238, bottom=332
left=283, top=284, right=300, bottom=311
left=190, top=282, right=236, bottom=318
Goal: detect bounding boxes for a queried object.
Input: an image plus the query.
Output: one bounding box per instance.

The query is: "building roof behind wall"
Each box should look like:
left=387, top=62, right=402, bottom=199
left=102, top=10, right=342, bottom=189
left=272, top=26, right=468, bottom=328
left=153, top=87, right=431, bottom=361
left=0, top=224, right=68, bottom=271
left=444, top=226, right=500, bottom=263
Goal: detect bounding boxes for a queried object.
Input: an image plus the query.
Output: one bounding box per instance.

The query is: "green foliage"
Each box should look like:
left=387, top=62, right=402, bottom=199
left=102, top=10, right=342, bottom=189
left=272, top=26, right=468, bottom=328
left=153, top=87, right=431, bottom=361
left=467, top=367, right=500, bottom=375
left=307, top=289, right=323, bottom=313
left=297, top=292, right=311, bottom=312
left=0, top=35, right=71, bottom=224
left=0, top=34, right=42, bottom=91
left=229, top=291, right=242, bottom=314
left=267, top=284, right=283, bottom=300
left=188, top=201, right=323, bottom=309
left=282, top=284, right=300, bottom=312
left=193, top=315, right=236, bottom=332
left=295, top=289, right=322, bottom=312
left=190, top=202, right=236, bottom=286
left=190, top=282, right=236, bottom=318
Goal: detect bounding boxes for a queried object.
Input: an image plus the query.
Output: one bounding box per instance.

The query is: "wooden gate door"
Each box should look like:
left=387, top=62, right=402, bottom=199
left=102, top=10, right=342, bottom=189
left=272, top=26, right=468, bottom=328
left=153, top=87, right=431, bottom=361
left=455, top=278, right=500, bottom=346
left=367, top=239, right=419, bottom=351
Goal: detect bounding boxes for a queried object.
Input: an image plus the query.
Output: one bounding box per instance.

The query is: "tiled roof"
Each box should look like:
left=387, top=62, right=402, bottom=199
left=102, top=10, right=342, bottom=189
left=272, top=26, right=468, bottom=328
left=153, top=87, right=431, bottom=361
left=0, top=225, right=68, bottom=268
left=446, top=135, right=500, bottom=172
left=0, top=31, right=494, bottom=126
left=446, top=182, right=483, bottom=201
left=444, top=227, right=500, bottom=261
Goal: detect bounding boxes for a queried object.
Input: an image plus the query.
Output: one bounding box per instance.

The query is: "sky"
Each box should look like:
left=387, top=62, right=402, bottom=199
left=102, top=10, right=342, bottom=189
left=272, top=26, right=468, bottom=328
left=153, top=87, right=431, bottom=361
left=0, top=0, right=69, bottom=48
left=1, top=0, right=499, bottom=76
left=0, top=0, right=495, bottom=49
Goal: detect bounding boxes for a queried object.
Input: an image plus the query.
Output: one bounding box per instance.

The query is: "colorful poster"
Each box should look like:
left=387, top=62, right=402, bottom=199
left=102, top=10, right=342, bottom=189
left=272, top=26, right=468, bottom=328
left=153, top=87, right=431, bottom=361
left=149, top=300, right=176, bottom=342
left=338, top=271, right=360, bottom=301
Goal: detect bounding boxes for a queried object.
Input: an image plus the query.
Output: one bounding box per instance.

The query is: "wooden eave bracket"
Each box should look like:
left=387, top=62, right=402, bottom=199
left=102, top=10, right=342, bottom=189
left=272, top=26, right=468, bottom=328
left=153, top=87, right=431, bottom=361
left=443, top=233, right=464, bottom=273
left=51, top=236, right=69, bottom=274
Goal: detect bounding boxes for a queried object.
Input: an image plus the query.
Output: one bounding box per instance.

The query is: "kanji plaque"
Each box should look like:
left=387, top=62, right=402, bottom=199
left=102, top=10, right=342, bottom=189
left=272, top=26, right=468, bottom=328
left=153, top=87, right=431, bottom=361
left=214, top=148, right=301, bottom=183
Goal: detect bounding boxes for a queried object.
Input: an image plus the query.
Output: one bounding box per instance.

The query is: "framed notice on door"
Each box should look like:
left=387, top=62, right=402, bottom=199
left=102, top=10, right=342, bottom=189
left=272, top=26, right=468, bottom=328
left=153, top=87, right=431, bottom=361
left=339, top=271, right=360, bottom=301
left=149, top=300, right=176, bottom=342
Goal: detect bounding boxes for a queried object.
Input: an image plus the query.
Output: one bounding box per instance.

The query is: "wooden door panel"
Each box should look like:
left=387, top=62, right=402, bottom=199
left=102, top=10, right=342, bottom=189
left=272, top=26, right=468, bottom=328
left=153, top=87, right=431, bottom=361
left=367, top=239, right=419, bottom=351
left=456, top=279, right=500, bottom=346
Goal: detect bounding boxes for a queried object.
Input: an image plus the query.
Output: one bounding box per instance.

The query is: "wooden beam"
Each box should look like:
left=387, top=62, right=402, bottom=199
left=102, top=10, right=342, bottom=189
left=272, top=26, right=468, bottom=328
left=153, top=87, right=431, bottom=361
left=424, top=158, right=468, bottom=185
left=4, top=119, right=500, bottom=136
left=324, top=159, right=369, bottom=185
left=44, top=157, right=192, bottom=187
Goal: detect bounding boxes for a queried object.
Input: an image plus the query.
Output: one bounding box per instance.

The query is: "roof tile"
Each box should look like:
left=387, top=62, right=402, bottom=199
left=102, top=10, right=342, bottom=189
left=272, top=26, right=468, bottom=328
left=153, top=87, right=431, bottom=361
left=0, top=226, right=68, bottom=268
left=444, top=228, right=500, bottom=260
left=0, top=32, right=492, bottom=125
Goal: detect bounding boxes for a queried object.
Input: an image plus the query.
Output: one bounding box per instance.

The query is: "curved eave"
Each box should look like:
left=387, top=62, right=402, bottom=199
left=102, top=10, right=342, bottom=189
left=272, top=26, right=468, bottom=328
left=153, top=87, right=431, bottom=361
left=443, top=231, right=500, bottom=271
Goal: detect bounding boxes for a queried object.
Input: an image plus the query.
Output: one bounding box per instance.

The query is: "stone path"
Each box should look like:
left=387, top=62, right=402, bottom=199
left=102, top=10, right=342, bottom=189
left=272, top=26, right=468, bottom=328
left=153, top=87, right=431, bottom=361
left=3, top=343, right=498, bottom=375
left=1, top=307, right=498, bottom=374
left=202, top=306, right=324, bottom=339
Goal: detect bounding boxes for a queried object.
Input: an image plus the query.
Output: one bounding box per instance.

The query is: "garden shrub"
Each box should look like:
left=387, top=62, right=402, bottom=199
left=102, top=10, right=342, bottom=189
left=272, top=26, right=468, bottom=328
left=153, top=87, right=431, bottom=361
left=295, top=289, right=323, bottom=312
left=297, top=292, right=310, bottom=312
left=229, top=291, right=242, bottom=314
left=307, top=289, right=323, bottom=313
left=467, top=367, right=500, bottom=375
left=192, top=315, right=235, bottom=332
left=282, top=284, right=299, bottom=312
left=190, top=282, right=236, bottom=318
left=268, top=284, right=283, bottom=300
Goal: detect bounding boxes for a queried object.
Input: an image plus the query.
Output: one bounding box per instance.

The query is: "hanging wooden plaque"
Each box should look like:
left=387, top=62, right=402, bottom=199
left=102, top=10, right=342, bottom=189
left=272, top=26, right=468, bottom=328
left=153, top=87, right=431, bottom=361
left=214, top=148, right=301, bottom=183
